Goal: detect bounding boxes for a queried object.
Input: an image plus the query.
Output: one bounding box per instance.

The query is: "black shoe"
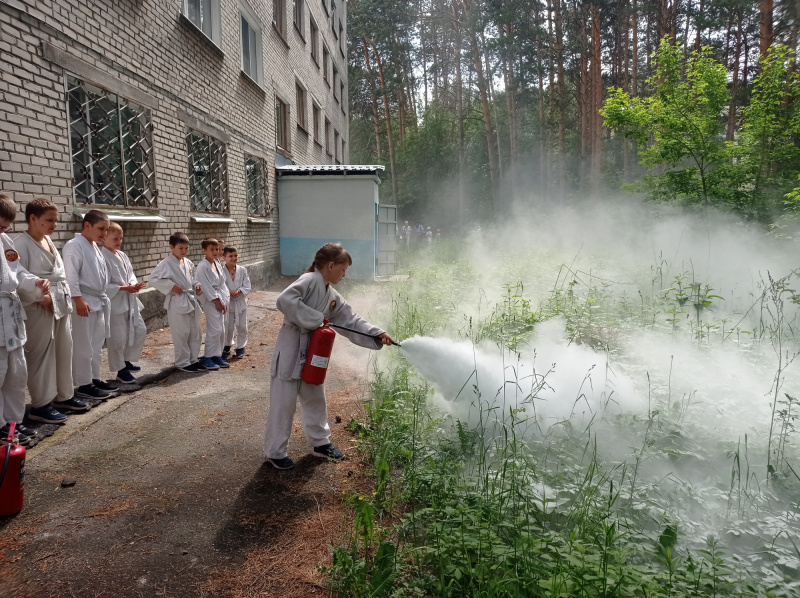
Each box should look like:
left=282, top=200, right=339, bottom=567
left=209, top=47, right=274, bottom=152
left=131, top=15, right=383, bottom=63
left=27, top=404, right=68, bottom=425
left=125, top=361, right=141, bottom=372
left=93, top=379, right=119, bottom=391
left=15, top=423, right=39, bottom=440
left=116, top=369, right=136, bottom=384
left=312, top=443, right=345, bottom=461
left=0, top=423, right=35, bottom=447
left=193, top=360, right=208, bottom=371
left=267, top=456, right=295, bottom=469
left=53, top=397, right=89, bottom=413
left=221, top=346, right=231, bottom=360
left=234, top=348, right=245, bottom=359
left=75, top=384, right=111, bottom=400
left=177, top=362, right=203, bottom=373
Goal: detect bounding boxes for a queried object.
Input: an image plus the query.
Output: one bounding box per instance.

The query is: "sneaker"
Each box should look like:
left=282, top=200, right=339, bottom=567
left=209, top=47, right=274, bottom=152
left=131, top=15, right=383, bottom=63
left=202, top=357, right=220, bottom=371
left=15, top=423, right=39, bottom=440
left=27, top=404, right=68, bottom=425
left=125, top=361, right=141, bottom=372
left=267, top=456, right=295, bottom=470
left=93, top=379, right=119, bottom=391
left=221, top=346, right=231, bottom=360
left=53, top=397, right=89, bottom=413
left=312, top=443, right=345, bottom=461
left=0, top=424, right=35, bottom=447
left=116, top=369, right=136, bottom=384
left=193, top=360, right=207, bottom=371
left=234, top=348, right=245, bottom=359
left=177, top=363, right=203, bottom=373
left=211, top=356, right=230, bottom=369
left=75, top=384, right=112, bottom=400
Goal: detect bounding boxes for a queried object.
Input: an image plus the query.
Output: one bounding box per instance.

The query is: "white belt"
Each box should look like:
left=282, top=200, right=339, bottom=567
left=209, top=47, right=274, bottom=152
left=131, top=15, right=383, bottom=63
left=79, top=285, right=111, bottom=338
left=0, top=290, right=25, bottom=349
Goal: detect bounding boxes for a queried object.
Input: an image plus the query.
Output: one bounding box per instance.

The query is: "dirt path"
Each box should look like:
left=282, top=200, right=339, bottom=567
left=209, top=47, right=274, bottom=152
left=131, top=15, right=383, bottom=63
left=0, top=282, right=376, bottom=598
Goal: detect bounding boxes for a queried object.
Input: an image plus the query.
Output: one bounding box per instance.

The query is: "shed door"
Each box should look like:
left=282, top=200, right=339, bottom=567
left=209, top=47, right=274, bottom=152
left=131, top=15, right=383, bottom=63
left=377, top=204, right=397, bottom=276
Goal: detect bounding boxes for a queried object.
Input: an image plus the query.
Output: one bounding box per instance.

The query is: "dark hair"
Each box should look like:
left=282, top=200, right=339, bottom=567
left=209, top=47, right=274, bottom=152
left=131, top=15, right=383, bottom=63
left=201, top=237, right=219, bottom=250
left=169, top=231, right=189, bottom=246
left=83, top=209, right=109, bottom=226
left=306, top=243, right=352, bottom=273
left=0, top=194, right=17, bottom=222
left=25, top=198, right=58, bottom=223
left=223, top=245, right=237, bottom=255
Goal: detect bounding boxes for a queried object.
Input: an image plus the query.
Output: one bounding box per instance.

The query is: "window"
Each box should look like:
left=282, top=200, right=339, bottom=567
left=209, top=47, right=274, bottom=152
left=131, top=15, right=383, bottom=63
left=330, top=0, right=337, bottom=36
left=333, top=65, right=339, bottom=102
left=324, top=117, right=331, bottom=156
left=187, top=130, right=228, bottom=213
left=67, top=76, right=157, bottom=208
left=293, top=0, right=304, bottom=38
left=244, top=154, right=269, bottom=217
left=275, top=96, right=290, bottom=150
left=312, top=104, right=321, bottom=144
left=339, top=21, right=344, bottom=55
left=322, top=45, right=330, bottom=86
left=181, top=0, right=221, bottom=45
left=321, top=0, right=328, bottom=16
left=240, top=10, right=263, bottom=84
left=341, top=139, right=346, bottom=162
left=340, top=80, right=345, bottom=111
left=295, top=83, right=307, bottom=131
left=273, top=0, right=286, bottom=38
left=310, top=18, right=319, bottom=65
left=334, top=129, right=339, bottom=163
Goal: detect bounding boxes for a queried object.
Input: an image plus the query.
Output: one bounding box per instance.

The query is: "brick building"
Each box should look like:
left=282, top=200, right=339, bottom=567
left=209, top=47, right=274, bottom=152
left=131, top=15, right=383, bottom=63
left=0, top=0, right=350, bottom=322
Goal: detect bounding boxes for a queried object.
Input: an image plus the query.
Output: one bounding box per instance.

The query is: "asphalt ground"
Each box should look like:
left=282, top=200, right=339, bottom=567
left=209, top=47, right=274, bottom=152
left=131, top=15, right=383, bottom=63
left=0, top=280, right=381, bottom=597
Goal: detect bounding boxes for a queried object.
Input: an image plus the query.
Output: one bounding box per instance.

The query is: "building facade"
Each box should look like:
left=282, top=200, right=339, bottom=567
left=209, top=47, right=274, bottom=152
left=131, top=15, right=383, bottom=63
left=0, top=0, right=349, bottom=321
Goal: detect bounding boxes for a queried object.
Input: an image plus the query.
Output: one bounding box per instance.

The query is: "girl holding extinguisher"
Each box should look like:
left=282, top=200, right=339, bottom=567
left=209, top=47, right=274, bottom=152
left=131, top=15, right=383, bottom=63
left=265, top=243, right=395, bottom=469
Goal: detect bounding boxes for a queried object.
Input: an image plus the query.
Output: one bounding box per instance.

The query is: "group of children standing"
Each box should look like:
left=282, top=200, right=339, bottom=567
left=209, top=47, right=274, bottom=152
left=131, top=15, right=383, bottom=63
left=0, top=195, right=250, bottom=447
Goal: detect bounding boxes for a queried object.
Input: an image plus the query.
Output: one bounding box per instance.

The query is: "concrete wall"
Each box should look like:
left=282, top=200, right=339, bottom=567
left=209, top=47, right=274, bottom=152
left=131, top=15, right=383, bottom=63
left=0, top=0, right=350, bottom=323
left=277, top=174, right=379, bottom=280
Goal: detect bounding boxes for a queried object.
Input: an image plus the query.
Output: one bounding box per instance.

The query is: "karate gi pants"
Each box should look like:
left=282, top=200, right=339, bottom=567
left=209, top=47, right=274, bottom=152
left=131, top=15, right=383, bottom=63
left=202, top=302, right=226, bottom=358
left=168, top=307, right=201, bottom=368
left=224, top=307, right=248, bottom=350
left=107, top=312, right=146, bottom=373
left=264, top=376, right=330, bottom=459
left=0, top=347, right=28, bottom=428
left=71, top=310, right=106, bottom=387
left=23, top=304, right=73, bottom=406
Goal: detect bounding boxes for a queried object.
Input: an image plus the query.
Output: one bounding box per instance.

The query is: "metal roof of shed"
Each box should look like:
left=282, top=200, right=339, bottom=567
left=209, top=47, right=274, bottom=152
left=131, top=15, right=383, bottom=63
left=275, top=164, right=385, bottom=176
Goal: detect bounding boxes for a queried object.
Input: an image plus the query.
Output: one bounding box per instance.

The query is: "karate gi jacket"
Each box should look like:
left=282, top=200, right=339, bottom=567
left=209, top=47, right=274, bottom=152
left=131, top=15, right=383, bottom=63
left=14, top=232, right=68, bottom=319
left=62, top=233, right=117, bottom=336
left=101, top=248, right=144, bottom=316
left=271, top=270, right=384, bottom=381
left=224, top=264, right=251, bottom=320
left=0, top=233, right=41, bottom=350
left=195, top=258, right=230, bottom=309
left=149, top=256, right=199, bottom=314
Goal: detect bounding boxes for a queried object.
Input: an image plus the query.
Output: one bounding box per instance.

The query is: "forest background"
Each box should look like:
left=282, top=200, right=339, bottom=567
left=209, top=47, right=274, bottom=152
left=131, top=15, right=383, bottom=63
left=346, top=0, right=800, bottom=229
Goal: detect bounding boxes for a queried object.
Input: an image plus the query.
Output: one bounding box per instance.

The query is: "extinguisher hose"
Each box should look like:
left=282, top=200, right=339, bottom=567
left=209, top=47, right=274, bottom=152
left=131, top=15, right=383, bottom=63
left=0, top=441, right=10, bottom=489
left=327, top=323, right=402, bottom=347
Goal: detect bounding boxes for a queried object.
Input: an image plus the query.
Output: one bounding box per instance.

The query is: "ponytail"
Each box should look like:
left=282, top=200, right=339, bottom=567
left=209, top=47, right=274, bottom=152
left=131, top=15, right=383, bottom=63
left=306, top=243, right=352, bottom=273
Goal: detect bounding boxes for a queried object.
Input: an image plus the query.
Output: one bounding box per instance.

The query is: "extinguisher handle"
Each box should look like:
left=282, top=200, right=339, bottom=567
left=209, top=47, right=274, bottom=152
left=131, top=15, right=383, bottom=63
left=322, top=319, right=330, bottom=326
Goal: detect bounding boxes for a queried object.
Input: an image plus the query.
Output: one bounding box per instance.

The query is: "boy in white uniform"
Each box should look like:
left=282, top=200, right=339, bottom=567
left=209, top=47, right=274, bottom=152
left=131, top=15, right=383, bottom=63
left=16, top=198, right=87, bottom=425
left=222, top=245, right=250, bottom=360
left=0, top=194, right=50, bottom=447
left=101, top=221, right=147, bottom=384
left=149, top=232, right=205, bottom=373
left=62, top=209, right=118, bottom=400
left=195, top=238, right=230, bottom=370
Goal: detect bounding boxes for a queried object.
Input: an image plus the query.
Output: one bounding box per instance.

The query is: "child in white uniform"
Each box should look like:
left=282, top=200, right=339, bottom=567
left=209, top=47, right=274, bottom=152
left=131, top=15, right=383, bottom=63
left=16, top=198, right=87, bottom=425
left=222, top=245, right=250, bottom=360
left=63, top=209, right=119, bottom=400
left=101, top=221, right=147, bottom=384
left=0, top=194, right=50, bottom=446
left=265, top=243, right=395, bottom=469
left=195, top=238, right=230, bottom=370
left=149, top=232, right=204, bottom=373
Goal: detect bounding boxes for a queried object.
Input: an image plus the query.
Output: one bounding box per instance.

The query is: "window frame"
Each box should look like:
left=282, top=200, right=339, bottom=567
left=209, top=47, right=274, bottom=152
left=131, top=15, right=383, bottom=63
left=181, top=0, right=223, bottom=48
left=334, top=129, right=340, bottom=163
left=275, top=94, right=291, bottom=152
left=244, top=153, right=270, bottom=217
left=339, top=20, right=344, bottom=56
left=239, top=5, right=264, bottom=86
left=321, top=0, right=328, bottom=16
left=272, top=0, right=287, bottom=40
left=332, top=65, right=339, bottom=103
left=186, top=129, right=229, bottom=214
left=324, top=117, right=332, bottom=156
left=322, top=44, right=330, bottom=87
left=330, top=0, right=337, bottom=36
left=295, top=82, right=308, bottom=132
left=340, top=80, right=346, bottom=113
left=310, top=17, right=319, bottom=66
left=292, top=0, right=304, bottom=40
left=312, top=103, right=322, bottom=146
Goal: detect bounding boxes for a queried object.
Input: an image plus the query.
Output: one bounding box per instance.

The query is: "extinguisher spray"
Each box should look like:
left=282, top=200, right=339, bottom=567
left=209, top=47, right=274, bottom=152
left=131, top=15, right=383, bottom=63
left=0, top=422, right=26, bottom=517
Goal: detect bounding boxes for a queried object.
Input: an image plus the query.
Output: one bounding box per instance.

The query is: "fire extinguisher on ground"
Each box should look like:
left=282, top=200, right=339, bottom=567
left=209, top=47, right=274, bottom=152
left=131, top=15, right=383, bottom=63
left=0, top=422, right=25, bottom=517
left=302, top=320, right=337, bottom=385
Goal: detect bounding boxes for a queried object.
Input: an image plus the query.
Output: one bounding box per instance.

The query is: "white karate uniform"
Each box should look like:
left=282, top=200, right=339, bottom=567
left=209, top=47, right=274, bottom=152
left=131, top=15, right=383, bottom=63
left=149, top=256, right=202, bottom=368
left=102, top=248, right=146, bottom=374
left=195, top=258, right=230, bottom=358
left=264, top=270, right=384, bottom=459
left=63, top=233, right=117, bottom=387
left=0, top=233, right=39, bottom=428
left=223, top=264, right=251, bottom=351
left=15, top=232, right=73, bottom=406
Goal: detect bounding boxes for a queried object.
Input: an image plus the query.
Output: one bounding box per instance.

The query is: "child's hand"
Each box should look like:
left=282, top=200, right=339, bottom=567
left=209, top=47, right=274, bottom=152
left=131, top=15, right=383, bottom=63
left=35, top=278, right=51, bottom=295
left=171, top=284, right=184, bottom=295
left=231, top=289, right=241, bottom=298
left=74, top=296, right=90, bottom=317
left=378, top=333, right=396, bottom=346
left=39, top=295, right=53, bottom=311
left=196, top=284, right=202, bottom=296
left=133, top=282, right=146, bottom=292
left=213, top=298, right=226, bottom=313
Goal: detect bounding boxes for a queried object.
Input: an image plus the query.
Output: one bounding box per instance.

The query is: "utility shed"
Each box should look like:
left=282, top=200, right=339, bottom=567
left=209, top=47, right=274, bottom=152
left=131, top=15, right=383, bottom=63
left=276, top=165, right=395, bottom=280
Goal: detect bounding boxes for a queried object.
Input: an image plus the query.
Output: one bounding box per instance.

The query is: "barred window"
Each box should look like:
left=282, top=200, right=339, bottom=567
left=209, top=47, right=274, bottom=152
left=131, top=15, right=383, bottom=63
left=186, top=130, right=228, bottom=213
left=67, top=76, right=156, bottom=208
left=244, top=154, right=269, bottom=217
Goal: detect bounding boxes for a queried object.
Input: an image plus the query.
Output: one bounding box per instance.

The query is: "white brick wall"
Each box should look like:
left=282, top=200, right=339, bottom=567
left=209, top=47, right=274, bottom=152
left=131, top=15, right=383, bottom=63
left=0, top=0, right=349, bottom=285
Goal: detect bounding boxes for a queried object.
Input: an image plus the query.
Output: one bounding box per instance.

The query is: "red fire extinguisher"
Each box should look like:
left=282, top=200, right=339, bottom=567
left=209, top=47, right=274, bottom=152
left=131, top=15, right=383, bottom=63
left=0, top=422, right=25, bottom=517
left=302, top=320, right=337, bottom=385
